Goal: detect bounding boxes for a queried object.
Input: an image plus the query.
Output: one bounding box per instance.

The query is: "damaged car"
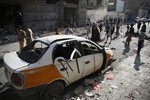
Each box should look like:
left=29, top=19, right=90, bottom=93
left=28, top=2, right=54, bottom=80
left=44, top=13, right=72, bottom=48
left=3, top=35, right=113, bottom=99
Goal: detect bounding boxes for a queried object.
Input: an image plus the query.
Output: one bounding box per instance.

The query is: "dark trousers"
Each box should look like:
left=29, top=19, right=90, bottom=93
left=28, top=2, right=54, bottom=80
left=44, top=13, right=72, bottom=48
left=137, top=40, right=144, bottom=54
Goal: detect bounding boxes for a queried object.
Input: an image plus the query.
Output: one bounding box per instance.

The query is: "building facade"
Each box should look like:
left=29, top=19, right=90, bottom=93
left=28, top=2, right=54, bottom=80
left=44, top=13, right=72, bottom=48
left=116, top=0, right=124, bottom=12
left=124, top=0, right=150, bottom=18
left=0, top=0, right=86, bottom=32
left=86, top=0, right=106, bottom=9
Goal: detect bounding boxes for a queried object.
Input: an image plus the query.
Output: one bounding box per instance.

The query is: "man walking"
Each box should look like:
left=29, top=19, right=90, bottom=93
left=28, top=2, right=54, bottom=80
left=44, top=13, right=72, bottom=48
left=137, top=21, right=141, bottom=33
left=16, top=25, right=26, bottom=49
left=24, top=26, right=33, bottom=45
left=140, top=22, right=146, bottom=33
left=91, top=22, right=101, bottom=44
left=125, top=24, right=134, bottom=46
left=115, top=23, right=120, bottom=37
left=137, top=22, right=147, bottom=55
left=137, top=33, right=145, bottom=55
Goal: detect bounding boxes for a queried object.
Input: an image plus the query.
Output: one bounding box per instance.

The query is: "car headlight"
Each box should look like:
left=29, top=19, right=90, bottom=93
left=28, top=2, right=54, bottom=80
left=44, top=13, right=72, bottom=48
left=11, top=73, right=24, bottom=87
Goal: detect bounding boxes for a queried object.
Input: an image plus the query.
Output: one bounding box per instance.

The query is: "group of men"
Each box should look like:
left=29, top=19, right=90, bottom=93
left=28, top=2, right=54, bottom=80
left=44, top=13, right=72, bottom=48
left=16, top=25, right=33, bottom=49
left=125, top=21, right=147, bottom=55
left=86, top=19, right=121, bottom=45
left=86, top=17, right=148, bottom=55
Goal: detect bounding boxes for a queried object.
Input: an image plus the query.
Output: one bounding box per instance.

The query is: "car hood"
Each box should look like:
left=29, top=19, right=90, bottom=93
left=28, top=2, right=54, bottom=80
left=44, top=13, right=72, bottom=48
left=3, top=51, right=29, bottom=73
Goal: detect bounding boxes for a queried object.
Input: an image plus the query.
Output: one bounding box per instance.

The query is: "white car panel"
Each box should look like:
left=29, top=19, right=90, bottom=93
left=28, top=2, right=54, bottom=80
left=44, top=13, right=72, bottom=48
left=3, top=52, right=29, bottom=73
left=94, top=53, right=104, bottom=71
left=82, top=55, right=94, bottom=77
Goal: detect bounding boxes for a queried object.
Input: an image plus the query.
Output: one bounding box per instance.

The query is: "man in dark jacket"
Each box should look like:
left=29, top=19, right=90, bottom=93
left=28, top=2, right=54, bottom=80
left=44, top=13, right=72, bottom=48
left=140, top=22, right=146, bottom=33
left=137, top=22, right=147, bottom=55
left=125, top=24, right=134, bottom=46
left=137, top=21, right=141, bottom=32
left=137, top=33, right=145, bottom=55
left=91, top=22, right=101, bottom=44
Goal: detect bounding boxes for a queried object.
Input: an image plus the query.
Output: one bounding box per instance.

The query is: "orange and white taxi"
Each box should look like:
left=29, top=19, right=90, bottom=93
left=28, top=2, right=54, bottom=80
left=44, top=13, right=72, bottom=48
left=3, top=35, right=113, bottom=99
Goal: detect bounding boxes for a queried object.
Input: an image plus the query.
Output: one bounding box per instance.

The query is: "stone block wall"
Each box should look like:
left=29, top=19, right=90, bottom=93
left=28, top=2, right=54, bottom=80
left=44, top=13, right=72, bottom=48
left=21, top=0, right=59, bottom=31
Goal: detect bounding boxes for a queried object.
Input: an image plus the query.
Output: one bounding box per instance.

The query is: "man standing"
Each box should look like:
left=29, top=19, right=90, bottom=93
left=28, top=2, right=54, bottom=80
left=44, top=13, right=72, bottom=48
left=125, top=24, right=134, bottom=46
left=137, top=22, right=147, bottom=55
left=16, top=26, right=26, bottom=49
left=110, top=23, right=115, bottom=39
left=24, top=26, right=33, bottom=45
left=115, top=23, right=120, bottom=38
left=85, top=23, right=91, bottom=39
left=99, top=21, right=103, bottom=32
left=54, top=27, right=61, bottom=35
left=65, top=25, right=74, bottom=35
left=125, top=24, right=130, bottom=37
left=137, top=33, right=145, bottom=55
left=137, top=21, right=141, bottom=33
left=140, top=22, right=146, bottom=33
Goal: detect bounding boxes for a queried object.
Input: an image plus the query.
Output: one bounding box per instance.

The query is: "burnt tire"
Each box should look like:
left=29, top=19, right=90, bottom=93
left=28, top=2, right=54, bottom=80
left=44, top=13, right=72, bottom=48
left=42, top=81, right=64, bottom=100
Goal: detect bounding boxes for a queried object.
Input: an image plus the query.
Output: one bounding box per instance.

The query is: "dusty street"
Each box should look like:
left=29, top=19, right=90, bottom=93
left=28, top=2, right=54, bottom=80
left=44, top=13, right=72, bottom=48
left=0, top=23, right=150, bottom=100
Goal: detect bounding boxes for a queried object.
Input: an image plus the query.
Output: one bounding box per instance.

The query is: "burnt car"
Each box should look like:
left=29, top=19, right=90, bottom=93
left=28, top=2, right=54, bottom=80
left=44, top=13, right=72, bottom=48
left=3, top=35, right=113, bottom=99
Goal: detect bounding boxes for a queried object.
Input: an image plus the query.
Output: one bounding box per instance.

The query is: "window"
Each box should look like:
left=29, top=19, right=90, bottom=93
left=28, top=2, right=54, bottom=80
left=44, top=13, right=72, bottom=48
left=53, top=41, right=81, bottom=60
left=17, top=41, right=49, bottom=63
left=80, top=41, right=101, bottom=55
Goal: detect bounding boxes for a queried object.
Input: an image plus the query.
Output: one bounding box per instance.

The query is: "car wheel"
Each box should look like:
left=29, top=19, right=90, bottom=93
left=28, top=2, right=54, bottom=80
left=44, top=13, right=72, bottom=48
left=42, top=81, right=65, bottom=100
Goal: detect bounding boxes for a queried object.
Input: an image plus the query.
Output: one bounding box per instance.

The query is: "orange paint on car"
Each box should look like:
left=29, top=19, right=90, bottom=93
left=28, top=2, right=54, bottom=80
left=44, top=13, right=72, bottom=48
left=106, top=50, right=113, bottom=62
left=106, top=53, right=111, bottom=61
left=21, top=64, right=63, bottom=89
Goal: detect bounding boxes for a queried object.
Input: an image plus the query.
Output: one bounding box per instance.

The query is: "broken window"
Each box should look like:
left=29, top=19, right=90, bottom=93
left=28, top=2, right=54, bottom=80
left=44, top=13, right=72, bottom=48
left=53, top=40, right=81, bottom=61
left=17, top=41, right=49, bottom=63
left=80, top=41, right=101, bottom=55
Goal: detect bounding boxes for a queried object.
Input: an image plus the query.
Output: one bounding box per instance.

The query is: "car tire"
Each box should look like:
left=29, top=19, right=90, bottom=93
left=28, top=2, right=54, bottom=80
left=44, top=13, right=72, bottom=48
left=41, top=81, right=65, bottom=100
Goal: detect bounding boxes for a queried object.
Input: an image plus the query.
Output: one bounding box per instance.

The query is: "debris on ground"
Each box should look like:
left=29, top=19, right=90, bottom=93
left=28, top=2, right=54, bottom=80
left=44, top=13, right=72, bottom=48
left=110, top=85, right=118, bottom=89
left=84, top=78, right=95, bottom=85
left=93, top=81, right=101, bottom=91
left=111, top=47, right=116, bottom=50
left=101, top=66, right=111, bottom=75
left=76, top=97, right=81, bottom=100
left=106, top=73, right=114, bottom=80
left=0, top=82, right=11, bottom=93
left=74, top=86, right=83, bottom=95
left=84, top=89, right=94, bottom=97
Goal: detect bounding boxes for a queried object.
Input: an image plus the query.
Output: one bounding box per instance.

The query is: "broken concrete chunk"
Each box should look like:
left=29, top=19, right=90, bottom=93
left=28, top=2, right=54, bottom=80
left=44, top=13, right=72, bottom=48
left=84, top=78, right=95, bottom=85
left=111, top=85, right=118, bottom=89
left=107, top=73, right=114, bottom=80
left=84, top=89, right=94, bottom=97
left=74, top=86, right=83, bottom=95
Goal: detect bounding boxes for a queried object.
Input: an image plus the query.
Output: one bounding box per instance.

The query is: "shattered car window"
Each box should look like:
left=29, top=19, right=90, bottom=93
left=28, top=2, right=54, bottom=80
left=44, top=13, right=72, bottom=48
left=17, top=41, right=49, bottom=63
left=80, top=41, right=101, bottom=55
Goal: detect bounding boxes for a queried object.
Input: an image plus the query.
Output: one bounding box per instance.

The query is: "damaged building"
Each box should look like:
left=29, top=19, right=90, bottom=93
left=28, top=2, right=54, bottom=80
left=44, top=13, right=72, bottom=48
left=0, top=0, right=86, bottom=32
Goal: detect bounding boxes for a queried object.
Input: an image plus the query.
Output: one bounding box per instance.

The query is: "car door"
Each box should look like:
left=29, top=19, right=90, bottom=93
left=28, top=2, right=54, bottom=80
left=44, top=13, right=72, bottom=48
left=80, top=41, right=104, bottom=77
left=53, top=40, right=84, bottom=83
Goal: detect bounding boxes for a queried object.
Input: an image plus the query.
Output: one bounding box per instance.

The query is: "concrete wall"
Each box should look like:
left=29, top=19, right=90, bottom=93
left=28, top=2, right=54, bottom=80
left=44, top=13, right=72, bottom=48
left=78, top=0, right=87, bottom=26
left=88, top=0, right=97, bottom=7
left=21, top=1, right=59, bottom=31
left=124, top=0, right=150, bottom=17
left=0, top=0, right=59, bottom=31
left=0, top=0, right=87, bottom=31
left=116, top=0, right=124, bottom=12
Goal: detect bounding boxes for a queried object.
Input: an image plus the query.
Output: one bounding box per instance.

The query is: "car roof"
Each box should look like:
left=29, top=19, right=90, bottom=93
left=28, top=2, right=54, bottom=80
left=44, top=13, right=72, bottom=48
left=37, top=35, right=87, bottom=44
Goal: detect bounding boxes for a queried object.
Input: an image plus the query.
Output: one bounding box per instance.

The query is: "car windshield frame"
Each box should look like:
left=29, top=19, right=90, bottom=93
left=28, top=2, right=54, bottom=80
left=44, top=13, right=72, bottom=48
left=17, top=40, right=49, bottom=63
